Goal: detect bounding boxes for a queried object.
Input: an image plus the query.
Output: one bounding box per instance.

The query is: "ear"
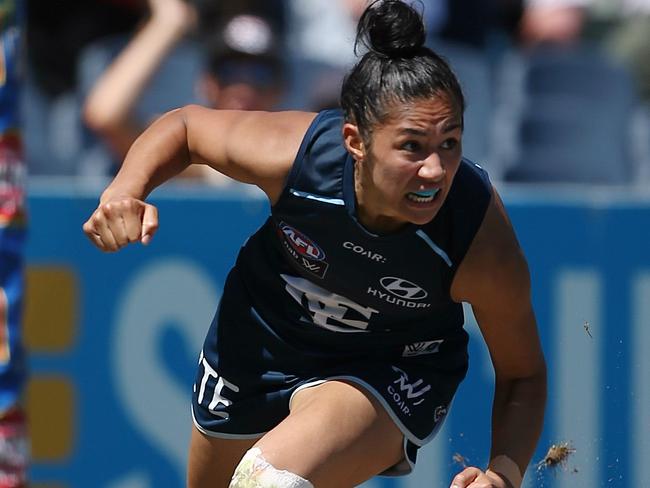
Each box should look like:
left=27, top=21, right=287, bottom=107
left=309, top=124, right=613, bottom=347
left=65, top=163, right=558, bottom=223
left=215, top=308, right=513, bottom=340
left=342, top=122, right=365, bottom=161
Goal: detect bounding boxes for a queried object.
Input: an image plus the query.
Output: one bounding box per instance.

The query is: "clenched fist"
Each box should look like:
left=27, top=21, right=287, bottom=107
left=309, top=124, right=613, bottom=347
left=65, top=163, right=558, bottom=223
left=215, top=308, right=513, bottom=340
left=83, top=196, right=159, bottom=252
left=450, top=467, right=512, bottom=488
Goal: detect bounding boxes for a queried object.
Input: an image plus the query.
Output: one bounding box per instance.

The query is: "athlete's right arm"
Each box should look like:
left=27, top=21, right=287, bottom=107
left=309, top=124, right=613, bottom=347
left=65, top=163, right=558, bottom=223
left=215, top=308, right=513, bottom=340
left=82, top=106, right=317, bottom=252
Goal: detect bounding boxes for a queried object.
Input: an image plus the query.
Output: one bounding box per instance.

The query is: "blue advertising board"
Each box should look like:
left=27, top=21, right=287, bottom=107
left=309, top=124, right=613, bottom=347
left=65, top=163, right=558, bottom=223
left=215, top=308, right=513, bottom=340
left=24, top=183, right=650, bottom=488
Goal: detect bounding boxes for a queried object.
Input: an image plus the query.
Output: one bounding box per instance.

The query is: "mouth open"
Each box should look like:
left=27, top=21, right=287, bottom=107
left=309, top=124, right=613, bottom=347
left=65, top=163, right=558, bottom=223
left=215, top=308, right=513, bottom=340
left=406, top=188, right=440, bottom=204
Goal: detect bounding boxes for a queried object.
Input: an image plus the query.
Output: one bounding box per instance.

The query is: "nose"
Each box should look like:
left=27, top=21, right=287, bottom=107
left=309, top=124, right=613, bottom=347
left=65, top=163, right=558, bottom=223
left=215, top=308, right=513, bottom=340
left=418, top=152, right=445, bottom=181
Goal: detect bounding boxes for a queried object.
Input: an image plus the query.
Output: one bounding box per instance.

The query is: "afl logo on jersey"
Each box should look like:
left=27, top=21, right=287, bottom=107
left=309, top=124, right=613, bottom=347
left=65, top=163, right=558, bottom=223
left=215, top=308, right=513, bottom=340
left=280, top=223, right=325, bottom=260
left=278, top=222, right=329, bottom=278
left=380, top=277, right=428, bottom=300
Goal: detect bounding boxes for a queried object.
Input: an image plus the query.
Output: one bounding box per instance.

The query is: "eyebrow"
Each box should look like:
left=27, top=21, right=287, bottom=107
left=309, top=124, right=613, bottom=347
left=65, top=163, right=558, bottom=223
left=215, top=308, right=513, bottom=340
left=398, top=128, right=428, bottom=137
left=397, top=122, right=462, bottom=136
left=442, top=122, right=462, bottom=133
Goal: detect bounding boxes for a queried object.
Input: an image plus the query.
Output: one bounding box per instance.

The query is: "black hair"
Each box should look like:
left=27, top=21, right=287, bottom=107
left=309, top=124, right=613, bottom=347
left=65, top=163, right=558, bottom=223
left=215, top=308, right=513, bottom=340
left=340, top=0, right=465, bottom=143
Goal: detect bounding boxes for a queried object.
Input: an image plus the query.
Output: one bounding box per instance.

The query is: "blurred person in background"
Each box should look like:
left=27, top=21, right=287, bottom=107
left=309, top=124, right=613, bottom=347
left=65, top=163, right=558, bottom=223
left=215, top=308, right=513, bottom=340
left=25, top=0, right=142, bottom=176
left=0, top=0, right=29, bottom=486
left=192, top=0, right=286, bottom=41
left=287, top=0, right=524, bottom=68
left=83, top=0, right=287, bottom=184
left=284, top=0, right=524, bottom=113
left=520, top=0, right=650, bottom=102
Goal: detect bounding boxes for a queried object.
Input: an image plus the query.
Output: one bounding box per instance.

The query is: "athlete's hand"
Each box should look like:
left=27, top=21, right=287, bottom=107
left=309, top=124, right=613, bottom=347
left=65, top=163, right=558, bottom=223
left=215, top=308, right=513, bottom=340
left=83, top=196, right=159, bottom=252
left=450, top=467, right=512, bottom=488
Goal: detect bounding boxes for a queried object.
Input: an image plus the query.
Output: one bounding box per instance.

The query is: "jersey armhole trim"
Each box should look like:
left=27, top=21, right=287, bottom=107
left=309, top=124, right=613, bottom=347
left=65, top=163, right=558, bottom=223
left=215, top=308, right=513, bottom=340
left=276, top=110, right=332, bottom=205
left=415, top=230, right=453, bottom=267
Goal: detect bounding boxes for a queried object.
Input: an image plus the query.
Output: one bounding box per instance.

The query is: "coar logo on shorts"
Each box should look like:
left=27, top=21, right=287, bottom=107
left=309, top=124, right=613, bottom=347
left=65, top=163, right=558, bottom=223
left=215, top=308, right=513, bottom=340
left=380, top=276, right=428, bottom=300
left=386, top=365, right=432, bottom=417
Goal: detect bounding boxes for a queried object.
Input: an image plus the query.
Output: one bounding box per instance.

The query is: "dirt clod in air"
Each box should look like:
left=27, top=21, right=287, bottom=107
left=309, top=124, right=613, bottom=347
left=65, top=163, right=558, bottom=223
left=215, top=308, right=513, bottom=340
left=538, top=442, right=576, bottom=471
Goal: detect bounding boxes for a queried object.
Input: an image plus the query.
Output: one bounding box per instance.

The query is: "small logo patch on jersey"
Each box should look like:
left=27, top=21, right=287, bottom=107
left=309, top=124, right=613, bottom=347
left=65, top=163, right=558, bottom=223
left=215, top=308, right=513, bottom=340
left=278, top=222, right=329, bottom=278
left=402, top=339, right=444, bottom=357
left=434, top=405, right=448, bottom=423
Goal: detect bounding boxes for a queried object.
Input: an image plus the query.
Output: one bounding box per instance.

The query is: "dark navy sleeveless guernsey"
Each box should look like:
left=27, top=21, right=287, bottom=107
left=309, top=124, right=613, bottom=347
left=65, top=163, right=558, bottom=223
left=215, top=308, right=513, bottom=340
left=235, top=109, right=492, bottom=355
left=193, top=109, right=494, bottom=471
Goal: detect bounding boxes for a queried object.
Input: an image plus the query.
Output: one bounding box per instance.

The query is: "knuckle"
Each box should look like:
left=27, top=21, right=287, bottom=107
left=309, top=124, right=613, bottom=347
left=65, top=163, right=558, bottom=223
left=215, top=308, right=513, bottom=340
left=124, top=199, right=138, bottom=211
left=92, top=211, right=104, bottom=224
left=100, top=206, right=114, bottom=219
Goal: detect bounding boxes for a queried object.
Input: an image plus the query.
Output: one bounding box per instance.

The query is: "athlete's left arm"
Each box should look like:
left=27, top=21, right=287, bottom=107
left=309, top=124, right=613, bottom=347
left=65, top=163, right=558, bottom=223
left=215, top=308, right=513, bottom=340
left=449, top=187, right=547, bottom=488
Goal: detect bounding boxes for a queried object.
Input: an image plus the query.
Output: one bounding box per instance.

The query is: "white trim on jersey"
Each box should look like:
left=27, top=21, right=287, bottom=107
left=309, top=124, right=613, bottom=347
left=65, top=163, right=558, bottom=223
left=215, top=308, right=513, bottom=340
left=289, top=189, right=345, bottom=206
left=415, top=230, right=453, bottom=267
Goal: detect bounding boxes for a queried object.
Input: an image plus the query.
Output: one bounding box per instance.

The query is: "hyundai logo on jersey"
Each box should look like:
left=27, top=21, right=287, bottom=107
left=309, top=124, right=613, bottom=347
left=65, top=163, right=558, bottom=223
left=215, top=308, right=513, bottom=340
left=379, top=277, right=428, bottom=300
left=367, top=277, right=431, bottom=309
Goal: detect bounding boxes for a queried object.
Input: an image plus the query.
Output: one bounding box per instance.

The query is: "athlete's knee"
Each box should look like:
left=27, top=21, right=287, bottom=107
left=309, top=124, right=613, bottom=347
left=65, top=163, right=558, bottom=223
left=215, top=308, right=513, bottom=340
left=229, top=447, right=313, bottom=488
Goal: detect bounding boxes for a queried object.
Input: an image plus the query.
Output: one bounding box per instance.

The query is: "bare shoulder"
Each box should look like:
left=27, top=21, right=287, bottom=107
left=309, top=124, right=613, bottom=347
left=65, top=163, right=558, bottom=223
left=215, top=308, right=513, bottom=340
left=451, top=186, right=530, bottom=307
left=182, top=106, right=317, bottom=202
left=226, top=110, right=318, bottom=146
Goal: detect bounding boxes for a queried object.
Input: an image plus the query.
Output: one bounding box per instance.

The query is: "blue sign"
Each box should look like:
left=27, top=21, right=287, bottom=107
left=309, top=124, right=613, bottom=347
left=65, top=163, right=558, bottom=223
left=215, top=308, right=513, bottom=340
left=25, top=185, right=650, bottom=488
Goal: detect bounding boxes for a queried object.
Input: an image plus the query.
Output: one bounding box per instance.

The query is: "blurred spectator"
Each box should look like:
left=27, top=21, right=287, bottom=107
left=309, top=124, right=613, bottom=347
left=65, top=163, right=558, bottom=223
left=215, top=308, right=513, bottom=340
left=283, top=0, right=524, bottom=112
left=520, top=0, right=650, bottom=102
left=26, top=0, right=142, bottom=100
left=193, top=0, right=286, bottom=40
left=435, top=0, right=524, bottom=49
left=0, top=0, right=30, bottom=485
left=83, top=0, right=287, bottom=183
left=286, top=0, right=525, bottom=66
left=519, top=0, right=586, bottom=45
left=24, top=0, right=143, bottom=176
left=82, top=0, right=197, bottom=164
left=285, top=0, right=363, bottom=69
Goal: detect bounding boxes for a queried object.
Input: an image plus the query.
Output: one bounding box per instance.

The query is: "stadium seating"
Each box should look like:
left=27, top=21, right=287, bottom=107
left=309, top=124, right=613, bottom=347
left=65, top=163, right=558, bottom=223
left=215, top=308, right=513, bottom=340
left=498, top=44, right=638, bottom=184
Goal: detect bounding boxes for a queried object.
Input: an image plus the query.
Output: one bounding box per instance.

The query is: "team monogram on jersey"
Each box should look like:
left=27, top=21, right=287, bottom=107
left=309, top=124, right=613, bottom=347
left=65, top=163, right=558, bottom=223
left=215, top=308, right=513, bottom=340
left=277, top=221, right=329, bottom=278
left=367, top=276, right=431, bottom=309
left=281, top=274, right=379, bottom=332
left=387, top=366, right=432, bottom=417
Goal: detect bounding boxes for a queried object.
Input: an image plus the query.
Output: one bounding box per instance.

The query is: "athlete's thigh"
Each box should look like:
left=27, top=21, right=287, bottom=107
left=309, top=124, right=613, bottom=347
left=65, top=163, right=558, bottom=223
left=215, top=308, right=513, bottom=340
left=187, top=424, right=258, bottom=488
left=253, top=380, right=404, bottom=487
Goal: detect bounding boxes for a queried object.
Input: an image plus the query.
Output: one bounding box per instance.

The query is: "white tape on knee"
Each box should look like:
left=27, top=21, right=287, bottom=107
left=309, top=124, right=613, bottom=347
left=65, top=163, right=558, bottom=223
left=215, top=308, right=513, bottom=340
left=229, top=447, right=314, bottom=488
